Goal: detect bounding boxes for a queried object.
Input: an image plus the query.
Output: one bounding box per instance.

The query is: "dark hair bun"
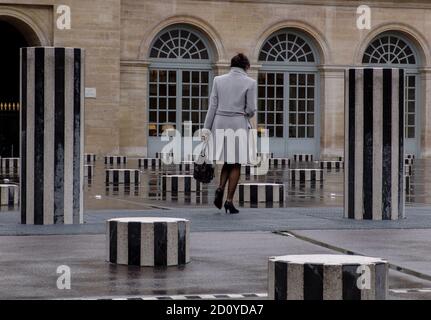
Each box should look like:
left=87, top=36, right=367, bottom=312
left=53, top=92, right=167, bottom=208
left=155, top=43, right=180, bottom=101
left=231, top=53, right=250, bottom=71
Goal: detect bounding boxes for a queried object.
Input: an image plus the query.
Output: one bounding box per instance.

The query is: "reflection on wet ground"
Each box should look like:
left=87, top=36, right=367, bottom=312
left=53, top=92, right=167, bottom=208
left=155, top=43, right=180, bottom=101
left=0, top=158, right=429, bottom=212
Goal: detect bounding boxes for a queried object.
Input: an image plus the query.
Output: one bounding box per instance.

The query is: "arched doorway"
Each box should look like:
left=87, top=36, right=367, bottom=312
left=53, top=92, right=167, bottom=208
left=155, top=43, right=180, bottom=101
left=362, top=32, right=421, bottom=156
left=257, top=29, right=321, bottom=158
left=0, top=19, right=36, bottom=157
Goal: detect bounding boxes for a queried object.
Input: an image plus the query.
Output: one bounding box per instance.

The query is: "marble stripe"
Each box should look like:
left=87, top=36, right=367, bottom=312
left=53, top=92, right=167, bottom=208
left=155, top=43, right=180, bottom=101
left=25, top=48, right=35, bottom=225
left=286, top=263, right=304, bottom=300
left=20, top=48, right=27, bottom=224
left=54, top=48, right=65, bottom=224
left=398, top=70, right=405, bottom=220
left=323, top=264, right=342, bottom=300
left=34, top=47, right=45, bottom=225
left=391, top=70, right=400, bottom=220
left=154, top=222, right=168, bottom=266
left=372, top=69, right=383, bottom=220
left=354, top=69, right=364, bottom=220
left=43, top=48, right=55, bottom=225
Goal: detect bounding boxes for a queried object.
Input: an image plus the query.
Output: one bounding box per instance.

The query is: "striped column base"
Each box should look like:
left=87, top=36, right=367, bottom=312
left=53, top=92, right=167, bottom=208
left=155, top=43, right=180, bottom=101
left=238, top=183, right=285, bottom=204
left=269, top=158, right=291, bottom=168
left=293, top=154, right=313, bottom=162
left=405, top=165, right=412, bottom=176
left=85, top=154, right=97, bottom=163
left=405, top=158, right=414, bottom=165
left=106, top=169, right=140, bottom=184
left=0, top=184, right=19, bottom=207
left=319, top=161, right=344, bottom=170
left=1, top=158, right=20, bottom=172
left=405, top=154, right=415, bottom=160
left=405, top=175, right=411, bottom=194
left=241, top=165, right=260, bottom=176
left=161, top=175, right=201, bottom=194
left=107, top=217, right=190, bottom=267
left=178, top=161, right=194, bottom=172
left=268, top=255, right=388, bottom=300
left=289, top=169, right=324, bottom=181
left=257, top=152, right=274, bottom=159
left=84, top=165, right=94, bottom=178
left=104, top=156, right=127, bottom=166
left=139, top=158, right=162, bottom=169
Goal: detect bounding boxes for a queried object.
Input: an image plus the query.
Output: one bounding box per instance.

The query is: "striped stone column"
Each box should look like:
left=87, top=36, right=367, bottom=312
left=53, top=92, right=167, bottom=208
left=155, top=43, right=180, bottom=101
left=20, top=47, right=85, bottom=225
left=107, top=217, right=191, bottom=267
left=345, top=68, right=404, bottom=220
left=268, top=255, right=388, bottom=300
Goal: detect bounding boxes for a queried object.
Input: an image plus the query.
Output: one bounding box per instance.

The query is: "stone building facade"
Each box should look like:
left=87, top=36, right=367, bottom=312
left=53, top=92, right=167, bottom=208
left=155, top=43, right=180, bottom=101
left=1, top=0, right=431, bottom=158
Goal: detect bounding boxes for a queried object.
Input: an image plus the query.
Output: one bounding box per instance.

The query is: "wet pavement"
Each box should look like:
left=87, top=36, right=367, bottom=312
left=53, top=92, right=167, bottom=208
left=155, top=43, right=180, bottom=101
left=1, top=158, right=431, bottom=299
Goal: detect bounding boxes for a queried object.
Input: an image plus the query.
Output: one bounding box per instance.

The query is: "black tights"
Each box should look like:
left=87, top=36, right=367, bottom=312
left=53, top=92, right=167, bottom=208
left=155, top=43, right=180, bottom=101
left=219, top=163, right=241, bottom=202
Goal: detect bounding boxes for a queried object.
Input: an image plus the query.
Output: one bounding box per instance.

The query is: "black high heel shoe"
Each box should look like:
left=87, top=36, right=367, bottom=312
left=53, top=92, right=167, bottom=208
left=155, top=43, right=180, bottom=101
left=214, top=188, right=224, bottom=210
left=224, top=201, right=239, bottom=214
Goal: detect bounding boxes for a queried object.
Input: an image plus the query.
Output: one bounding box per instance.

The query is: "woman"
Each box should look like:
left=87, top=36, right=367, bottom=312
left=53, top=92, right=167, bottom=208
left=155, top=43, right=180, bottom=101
left=202, top=53, right=257, bottom=214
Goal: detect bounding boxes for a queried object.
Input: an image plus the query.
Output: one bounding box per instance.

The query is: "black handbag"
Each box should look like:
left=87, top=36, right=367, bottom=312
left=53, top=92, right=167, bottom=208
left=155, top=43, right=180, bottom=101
left=193, top=142, right=214, bottom=184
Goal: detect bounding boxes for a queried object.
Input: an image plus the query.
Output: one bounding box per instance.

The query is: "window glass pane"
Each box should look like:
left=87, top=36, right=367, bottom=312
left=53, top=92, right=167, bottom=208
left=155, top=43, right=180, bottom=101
left=298, top=126, right=306, bottom=138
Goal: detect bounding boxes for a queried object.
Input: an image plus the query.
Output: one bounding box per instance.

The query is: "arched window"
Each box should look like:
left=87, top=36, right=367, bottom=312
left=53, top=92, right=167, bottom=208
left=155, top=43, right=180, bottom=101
left=259, top=31, right=315, bottom=63
left=362, top=33, right=419, bottom=149
left=362, top=35, right=416, bottom=65
left=148, top=26, right=212, bottom=146
left=257, top=30, right=319, bottom=157
left=150, top=28, right=209, bottom=60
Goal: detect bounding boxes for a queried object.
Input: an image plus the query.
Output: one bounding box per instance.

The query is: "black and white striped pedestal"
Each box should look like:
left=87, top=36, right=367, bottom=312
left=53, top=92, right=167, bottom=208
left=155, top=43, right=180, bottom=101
left=0, top=158, right=20, bottom=173
left=241, top=165, right=259, bottom=176
left=268, top=255, right=388, bottom=300
left=405, top=175, right=411, bottom=194
left=257, top=152, right=274, bottom=159
left=238, top=183, right=285, bottom=204
left=107, top=217, right=191, bottom=267
left=156, top=152, right=174, bottom=164
left=84, top=165, right=94, bottom=178
left=0, top=184, right=19, bottom=207
left=161, top=175, right=201, bottom=194
left=405, top=154, right=415, bottom=160
left=319, top=161, right=344, bottom=170
left=20, top=47, right=85, bottom=225
left=269, top=158, right=291, bottom=168
left=405, top=158, right=414, bottom=166
left=104, top=156, right=127, bottom=166
left=405, top=165, right=412, bottom=176
left=178, top=161, right=194, bottom=172
left=85, top=154, right=97, bottom=163
left=138, top=158, right=162, bottom=169
left=105, top=184, right=140, bottom=197
left=293, top=154, right=313, bottom=162
left=106, top=169, right=140, bottom=185
left=345, top=68, right=405, bottom=220
left=289, top=169, right=324, bottom=182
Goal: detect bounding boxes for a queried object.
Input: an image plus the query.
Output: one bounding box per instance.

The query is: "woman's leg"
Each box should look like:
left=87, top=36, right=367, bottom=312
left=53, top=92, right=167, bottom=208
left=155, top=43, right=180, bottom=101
left=219, top=163, right=231, bottom=190
left=226, top=164, right=241, bottom=202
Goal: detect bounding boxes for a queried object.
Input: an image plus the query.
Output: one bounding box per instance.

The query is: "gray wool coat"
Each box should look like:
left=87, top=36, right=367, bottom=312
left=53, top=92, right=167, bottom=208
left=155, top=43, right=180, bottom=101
left=203, top=67, right=258, bottom=164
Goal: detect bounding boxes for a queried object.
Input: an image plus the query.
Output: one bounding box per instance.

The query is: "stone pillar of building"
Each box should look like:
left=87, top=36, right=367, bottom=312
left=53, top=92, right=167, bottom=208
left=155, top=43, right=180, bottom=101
left=319, top=67, right=345, bottom=159
left=119, top=60, right=149, bottom=156
left=344, top=68, right=405, bottom=220
left=20, top=47, right=85, bottom=225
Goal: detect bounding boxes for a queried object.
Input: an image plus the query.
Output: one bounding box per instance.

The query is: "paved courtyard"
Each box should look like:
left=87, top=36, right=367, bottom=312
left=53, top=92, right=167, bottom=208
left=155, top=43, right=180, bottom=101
left=1, top=158, right=431, bottom=300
